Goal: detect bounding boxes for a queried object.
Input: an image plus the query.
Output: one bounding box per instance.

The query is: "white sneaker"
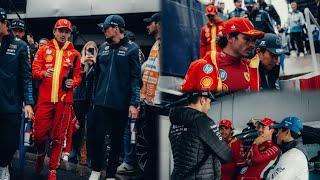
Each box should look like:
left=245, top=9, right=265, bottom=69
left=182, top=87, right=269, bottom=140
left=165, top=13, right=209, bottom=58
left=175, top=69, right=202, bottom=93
left=105, top=178, right=116, bottom=180
left=116, top=162, right=136, bottom=174
left=0, top=166, right=10, bottom=180
left=89, top=171, right=101, bottom=180
left=290, top=50, right=297, bottom=57
left=299, top=52, right=304, bottom=57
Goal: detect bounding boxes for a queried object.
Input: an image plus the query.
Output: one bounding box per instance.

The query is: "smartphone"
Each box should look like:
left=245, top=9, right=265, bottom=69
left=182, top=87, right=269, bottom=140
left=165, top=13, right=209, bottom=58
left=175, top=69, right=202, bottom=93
left=88, top=48, right=94, bottom=56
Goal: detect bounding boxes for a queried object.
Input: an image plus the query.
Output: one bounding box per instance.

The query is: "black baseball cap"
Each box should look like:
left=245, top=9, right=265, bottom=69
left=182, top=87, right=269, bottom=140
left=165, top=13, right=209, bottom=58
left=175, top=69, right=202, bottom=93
left=256, top=33, right=285, bottom=55
left=98, top=14, right=125, bottom=29
left=0, top=8, right=7, bottom=20
left=143, top=13, right=161, bottom=23
left=244, top=0, right=256, bottom=5
left=10, top=19, right=26, bottom=30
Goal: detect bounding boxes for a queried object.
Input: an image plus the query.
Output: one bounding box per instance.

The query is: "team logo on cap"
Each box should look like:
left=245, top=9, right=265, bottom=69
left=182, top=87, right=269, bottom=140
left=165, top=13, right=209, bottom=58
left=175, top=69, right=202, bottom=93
left=259, top=41, right=266, bottom=46
left=219, top=69, right=227, bottom=81
left=244, top=72, right=250, bottom=82
left=203, top=64, right=213, bottom=74
left=231, top=25, right=236, bottom=31
left=200, top=76, right=213, bottom=88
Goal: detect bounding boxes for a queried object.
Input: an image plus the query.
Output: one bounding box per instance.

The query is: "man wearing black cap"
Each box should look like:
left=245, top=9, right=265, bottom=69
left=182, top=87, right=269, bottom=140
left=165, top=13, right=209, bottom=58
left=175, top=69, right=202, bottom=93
left=88, top=14, right=141, bottom=180
left=0, top=8, right=34, bottom=180
left=10, top=19, right=37, bottom=64
left=255, top=33, right=285, bottom=90
left=228, top=0, right=248, bottom=19
left=257, top=0, right=281, bottom=29
left=244, top=0, right=275, bottom=34
left=169, top=58, right=231, bottom=179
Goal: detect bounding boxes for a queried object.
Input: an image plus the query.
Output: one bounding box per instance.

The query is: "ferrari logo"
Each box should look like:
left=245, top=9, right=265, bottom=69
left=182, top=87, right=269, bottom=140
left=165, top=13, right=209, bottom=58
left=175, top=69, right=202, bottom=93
left=244, top=72, right=250, bottom=82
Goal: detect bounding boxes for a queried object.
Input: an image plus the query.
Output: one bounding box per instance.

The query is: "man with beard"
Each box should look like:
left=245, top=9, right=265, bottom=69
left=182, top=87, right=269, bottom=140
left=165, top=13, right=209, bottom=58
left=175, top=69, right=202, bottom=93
left=238, top=118, right=280, bottom=179
left=213, top=17, right=264, bottom=92
left=255, top=33, right=286, bottom=90
left=88, top=14, right=141, bottom=180
left=32, top=19, right=82, bottom=180
left=169, top=58, right=232, bottom=179
left=267, top=116, right=308, bottom=180
left=0, top=8, right=34, bottom=180
left=200, top=4, right=224, bottom=58
left=219, top=120, right=246, bottom=180
left=228, top=0, right=248, bottom=19
left=245, top=0, right=275, bottom=34
left=257, top=0, right=281, bottom=29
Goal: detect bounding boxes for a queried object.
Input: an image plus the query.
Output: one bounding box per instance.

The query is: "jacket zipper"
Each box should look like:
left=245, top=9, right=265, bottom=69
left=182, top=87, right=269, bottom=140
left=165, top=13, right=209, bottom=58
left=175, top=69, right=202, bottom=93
left=104, top=49, right=115, bottom=104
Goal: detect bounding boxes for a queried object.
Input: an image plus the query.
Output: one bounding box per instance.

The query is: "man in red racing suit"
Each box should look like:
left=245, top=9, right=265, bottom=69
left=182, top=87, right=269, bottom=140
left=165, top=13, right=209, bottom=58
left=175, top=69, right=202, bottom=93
left=200, top=4, right=224, bottom=58
left=32, top=19, right=81, bottom=180
left=219, top=119, right=246, bottom=180
left=237, top=118, right=280, bottom=180
left=199, top=17, right=264, bottom=93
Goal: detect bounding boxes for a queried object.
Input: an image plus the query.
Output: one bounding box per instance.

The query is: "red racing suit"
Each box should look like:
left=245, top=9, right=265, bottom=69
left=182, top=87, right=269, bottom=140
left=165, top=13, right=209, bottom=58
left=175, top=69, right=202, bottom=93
left=200, top=19, right=224, bottom=58
left=216, top=52, right=260, bottom=92
left=237, top=140, right=280, bottom=180
left=221, top=137, right=246, bottom=180
left=32, top=39, right=81, bottom=170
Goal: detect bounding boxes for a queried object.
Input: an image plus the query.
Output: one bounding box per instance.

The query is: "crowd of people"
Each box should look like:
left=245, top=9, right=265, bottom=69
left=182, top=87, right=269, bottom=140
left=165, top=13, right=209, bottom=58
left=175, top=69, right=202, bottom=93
left=216, top=0, right=320, bottom=73
left=168, top=0, right=315, bottom=179
left=0, top=7, right=161, bottom=180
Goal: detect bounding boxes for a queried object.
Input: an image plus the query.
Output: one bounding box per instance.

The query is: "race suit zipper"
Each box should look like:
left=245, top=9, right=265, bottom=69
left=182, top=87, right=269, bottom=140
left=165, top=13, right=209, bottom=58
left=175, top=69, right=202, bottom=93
left=104, top=49, right=115, bottom=104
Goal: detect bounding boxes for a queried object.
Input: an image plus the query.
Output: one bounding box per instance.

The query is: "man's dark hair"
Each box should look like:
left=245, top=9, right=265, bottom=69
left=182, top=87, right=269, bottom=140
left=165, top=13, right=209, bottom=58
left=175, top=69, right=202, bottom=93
left=110, top=25, right=125, bottom=34
left=281, top=128, right=301, bottom=139
left=218, top=32, right=240, bottom=49
left=187, top=94, right=201, bottom=105
left=234, top=0, right=240, bottom=3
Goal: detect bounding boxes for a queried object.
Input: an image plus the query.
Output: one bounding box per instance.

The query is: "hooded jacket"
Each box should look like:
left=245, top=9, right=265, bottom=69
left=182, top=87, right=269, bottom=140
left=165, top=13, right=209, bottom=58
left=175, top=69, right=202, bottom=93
left=32, top=39, right=82, bottom=103
left=169, top=106, right=232, bottom=180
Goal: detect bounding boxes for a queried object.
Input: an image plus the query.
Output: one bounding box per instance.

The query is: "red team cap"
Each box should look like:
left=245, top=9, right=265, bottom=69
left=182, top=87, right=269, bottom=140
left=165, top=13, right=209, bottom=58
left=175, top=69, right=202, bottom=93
left=205, top=5, right=218, bottom=16
left=219, top=119, right=234, bottom=129
left=259, top=117, right=274, bottom=126
left=223, top=17, right=264, bottom=39
left=181, top=59, right=217, bottom=100
left=54, top=19, right=72, bottom=31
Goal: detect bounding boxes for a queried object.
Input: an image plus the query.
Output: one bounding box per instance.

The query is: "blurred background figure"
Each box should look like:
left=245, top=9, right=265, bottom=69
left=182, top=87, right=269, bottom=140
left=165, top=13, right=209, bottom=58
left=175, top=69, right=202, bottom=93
left=287, top=1, right=306, bottom=57
left=228, top=0, right=248, bottom=19
left=71, top=41, right=98, bottom=167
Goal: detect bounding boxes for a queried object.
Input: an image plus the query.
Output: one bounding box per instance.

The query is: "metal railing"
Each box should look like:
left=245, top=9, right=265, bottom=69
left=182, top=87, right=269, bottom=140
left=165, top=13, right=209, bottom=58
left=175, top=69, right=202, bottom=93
left=304, top=8, right=319, bottom=74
